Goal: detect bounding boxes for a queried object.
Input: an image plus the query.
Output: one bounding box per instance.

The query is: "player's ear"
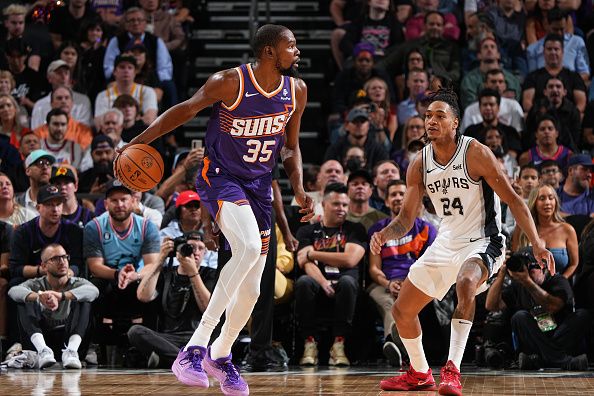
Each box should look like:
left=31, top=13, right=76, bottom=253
left=265, top=45, right=274, bottom=59
left=452, top=117, right=459, bottom=130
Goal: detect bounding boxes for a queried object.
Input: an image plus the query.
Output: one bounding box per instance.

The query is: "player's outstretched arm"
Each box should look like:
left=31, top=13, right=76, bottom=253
left=120, top=69, right=240, bottom=150
left=370, top=155, right=424, bottom=255
left=468, top=140, right=555, bottom=273
left=282, top=78, right=314, bottom=222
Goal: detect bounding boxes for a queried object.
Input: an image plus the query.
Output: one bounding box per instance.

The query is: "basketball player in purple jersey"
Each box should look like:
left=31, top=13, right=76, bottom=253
left=119, top=24, right=314, bottom=396
left=370, top=89, right=554, bottom=395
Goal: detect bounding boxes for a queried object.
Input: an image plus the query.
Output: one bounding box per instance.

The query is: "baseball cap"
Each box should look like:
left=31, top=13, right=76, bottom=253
left=353, top=42, right=375, bottom=58
left=25, top=149, right=56, bottom=168
left=105, top=179, right=131, bottom=197
left=37, top=184, right=64, bottom=204
left=50, top=165, right=77, bottom=183
left=176, top=190, right=200, bottom=207
left=567, top=153, right=594, bottom=168
left=347, top=169, right=373, bottom=185
left=346, top=108, right=369, bottom=122
left=91, top=134, right=115, bottom=151
left=114, top=55, right=137, bottom=68
left=47, top=59, right=70, bottom=75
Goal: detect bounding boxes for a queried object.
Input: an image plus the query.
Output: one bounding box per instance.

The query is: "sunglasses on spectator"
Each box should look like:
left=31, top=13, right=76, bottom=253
left=34, top=159, right=53, bottom=168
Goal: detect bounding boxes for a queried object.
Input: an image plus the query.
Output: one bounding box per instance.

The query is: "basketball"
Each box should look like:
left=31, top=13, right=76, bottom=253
left=115, top=144, right=164, bottom=192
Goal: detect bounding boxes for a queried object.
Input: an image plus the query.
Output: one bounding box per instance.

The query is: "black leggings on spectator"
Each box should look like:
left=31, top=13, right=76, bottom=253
left=127, top=325, right=193, bottom=366
left=17, top=301, right=92, bottom=358
left=295, top=274, right=358, bottom=339
left=511, top=308, right=591, bottom=367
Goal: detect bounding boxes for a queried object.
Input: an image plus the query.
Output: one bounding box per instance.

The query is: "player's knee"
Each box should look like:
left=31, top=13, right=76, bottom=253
left=456, top=274, right=480, bottom=297
left=240, top=237, right=262, bottom=261
left=392, top=301, right=410, bottom=322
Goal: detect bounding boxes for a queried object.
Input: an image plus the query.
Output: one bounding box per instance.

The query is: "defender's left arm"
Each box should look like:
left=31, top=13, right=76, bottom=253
left=467, top=140, right=555, bottom=273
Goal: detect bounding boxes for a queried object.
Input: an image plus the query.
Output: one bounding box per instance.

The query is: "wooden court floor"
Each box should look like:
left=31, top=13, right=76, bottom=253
left=1, top=366, right=593, bottom=395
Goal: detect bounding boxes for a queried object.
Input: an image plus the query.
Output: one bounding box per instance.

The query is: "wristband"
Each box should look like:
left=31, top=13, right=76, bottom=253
left=61, top=291, right=66, bottom=301
left=188, top=272, right=198, bottom=278
left=114, top=269, right=119, bottom=280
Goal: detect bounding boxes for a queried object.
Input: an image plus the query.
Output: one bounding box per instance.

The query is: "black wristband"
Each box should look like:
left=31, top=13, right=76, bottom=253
left=61, top=291, right=66, bottom=301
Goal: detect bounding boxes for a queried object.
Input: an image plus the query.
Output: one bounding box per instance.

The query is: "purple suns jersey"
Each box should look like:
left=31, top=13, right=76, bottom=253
left=203, top=63, right=297, bottom=180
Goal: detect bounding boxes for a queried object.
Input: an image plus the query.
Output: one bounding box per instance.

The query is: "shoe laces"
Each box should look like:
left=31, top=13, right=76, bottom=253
left=220, top=360, right=240, bottom=383
left=440, top=364, right=458, bottom=384
left=181, top=348, right=204, bottom=371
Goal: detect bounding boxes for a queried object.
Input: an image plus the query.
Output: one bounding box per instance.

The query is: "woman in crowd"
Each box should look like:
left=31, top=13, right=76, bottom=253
left=0, top=93, right=30, bottom=149
left=481, top=125, right=518, bottom=178
left=364, top=77, right=397, bottom=145
left=0, top=72, right=29, bottom=129
left=79, top=18, right=107, bottom=104
left=56, top=41, right=83, bottom=90
left=512, top=184, right=579, bottom=278
left=391, top=115, right=425, bottom=177
left=0, top=172, right=36, bottom=226
left=526, top=2, right=573, bottom=44
left=395, top=48, right=426, bottom=102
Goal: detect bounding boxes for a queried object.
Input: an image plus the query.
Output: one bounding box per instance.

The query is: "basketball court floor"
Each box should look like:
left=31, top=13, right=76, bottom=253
left=1, top=366, right=593, bottom=395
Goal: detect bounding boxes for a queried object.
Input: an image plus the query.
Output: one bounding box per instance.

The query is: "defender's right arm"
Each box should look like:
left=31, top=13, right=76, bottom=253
left=370, top=155, right=425, bottom=255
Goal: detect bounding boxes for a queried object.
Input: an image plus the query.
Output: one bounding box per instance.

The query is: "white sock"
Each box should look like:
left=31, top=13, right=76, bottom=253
left=184, top=202, right=262, bottom=350
left=401, top=333, right=429, bottom=373
left=448, top=319, right=472, bottom=370
left=67, top=334, right=82, bottom=352
left=31, top=333, right=48, bottom=353
left=210, top=255, right=266, bottom=359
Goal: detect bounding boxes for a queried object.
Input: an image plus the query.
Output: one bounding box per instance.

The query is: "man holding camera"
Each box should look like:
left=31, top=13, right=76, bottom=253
left=486, top=251, right=591, bottom=370
left=127, top=232, right=211, bottom=368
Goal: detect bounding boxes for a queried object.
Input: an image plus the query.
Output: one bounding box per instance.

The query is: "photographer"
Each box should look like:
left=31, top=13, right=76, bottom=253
left=127, top=232, right=211, bottom=368
left=485, top=251, right=591, bottom=370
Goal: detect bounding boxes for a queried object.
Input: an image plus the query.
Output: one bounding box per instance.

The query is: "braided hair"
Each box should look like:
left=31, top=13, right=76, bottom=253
left=422, top=88, right=462, bottom=143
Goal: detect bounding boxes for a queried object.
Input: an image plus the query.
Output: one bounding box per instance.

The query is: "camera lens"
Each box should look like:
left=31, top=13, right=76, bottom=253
left=178, top=243, right=195, bottom=257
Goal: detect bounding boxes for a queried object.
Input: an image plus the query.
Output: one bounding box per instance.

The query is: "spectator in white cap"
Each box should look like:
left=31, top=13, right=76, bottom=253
left=15, top=149, right=56, bottom=216
left=30, top=59, right=92, bottom=130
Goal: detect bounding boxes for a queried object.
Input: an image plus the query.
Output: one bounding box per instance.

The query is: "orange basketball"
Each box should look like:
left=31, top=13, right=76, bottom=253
left=115, top=144, right=164, bottom=192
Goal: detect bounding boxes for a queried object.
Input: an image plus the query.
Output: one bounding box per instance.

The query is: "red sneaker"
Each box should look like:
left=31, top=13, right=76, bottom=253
left=438, top=360, right=462, bottom=396
left=379, top=366, right=436, bottom=391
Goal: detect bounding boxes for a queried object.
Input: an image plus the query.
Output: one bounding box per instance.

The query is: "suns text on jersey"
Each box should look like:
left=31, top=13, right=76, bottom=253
left=230, top=113, right=289, bottom=137
left=427, top=177, right=470, bottom=194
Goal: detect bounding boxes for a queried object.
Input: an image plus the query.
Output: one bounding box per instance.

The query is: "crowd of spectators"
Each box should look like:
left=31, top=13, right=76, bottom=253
left=0, top=0, right=593, bottom=375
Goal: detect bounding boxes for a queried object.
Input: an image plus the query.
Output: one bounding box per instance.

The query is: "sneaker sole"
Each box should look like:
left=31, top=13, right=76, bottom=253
left=383, top=343, right=402, bottom=367
left=380, top=381, right=437, bottom=391
left=203, top=357, right=249, bottom=396
left=172, top=362, right=209, bottom=388
left=438, top=384, right=462, bottom=396
left=328, top=359, right=350, bottom=367
left=63, top=361, right=82, bottom=369
left=39, top=359, right=56, bottom=369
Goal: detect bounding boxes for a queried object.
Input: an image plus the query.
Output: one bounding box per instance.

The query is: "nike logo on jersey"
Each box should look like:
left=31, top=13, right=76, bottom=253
left=245, top=92, right=259, bottom=97
left=469, top=237, right=482, bottom=242
left=426, top=168, right=436, bottom=173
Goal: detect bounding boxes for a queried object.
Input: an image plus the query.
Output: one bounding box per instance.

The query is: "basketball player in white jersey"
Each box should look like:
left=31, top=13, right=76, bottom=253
left=370, top=89, right=554, bottom=396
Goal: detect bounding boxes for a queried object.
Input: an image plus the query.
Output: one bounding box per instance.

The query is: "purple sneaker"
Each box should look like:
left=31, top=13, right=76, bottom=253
left=171, top=346, right=209, bottom=387
left=203, top=347, right=249, bottom=396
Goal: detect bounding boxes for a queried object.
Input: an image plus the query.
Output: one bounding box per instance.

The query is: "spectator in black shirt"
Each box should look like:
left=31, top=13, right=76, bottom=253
left=5, top=38, right=46, bottom=112
left=522, top=34, right=587, bottom=114
left=325, top=108, right=389, bottom=170
left=1, top=4, right=42, bottom=72
left=127, top=233, right=212, bottom=368
left=486, top=250, right=590, bottom=370
left=9, top=184, right=84, bottom=287
left=0, top=220, right=13, bottom=341
left=78, top=135, right=116, bottom=194
left=48, top=0, right=98, bottom=50
left=295, top=183, right=366, bottom=367
left=525, top=76, right=581, bottom=152
left=464, top=88, right=522, bottom=155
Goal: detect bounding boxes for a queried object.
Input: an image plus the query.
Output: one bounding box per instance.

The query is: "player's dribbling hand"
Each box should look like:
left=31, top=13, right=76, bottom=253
left=295, top=193, right=314, bottom=223
left=370, top=231, right=385, bottom=255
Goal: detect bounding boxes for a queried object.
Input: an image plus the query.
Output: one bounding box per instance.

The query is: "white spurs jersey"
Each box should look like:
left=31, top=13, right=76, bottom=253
left=422, top=136, right=501, bottom=241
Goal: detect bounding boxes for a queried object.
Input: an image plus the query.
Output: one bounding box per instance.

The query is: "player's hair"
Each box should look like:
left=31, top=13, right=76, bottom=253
left=478, top=88, right=501, bottom=106
left=425, top=88, right=461, bottom=142
left=323, top=182, right=348, bottom=198
left=45, top=107, right=69, bottom=125
left=252, top=24, right=290, bottom=58
left=386, top=179, right=406, bottom=193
